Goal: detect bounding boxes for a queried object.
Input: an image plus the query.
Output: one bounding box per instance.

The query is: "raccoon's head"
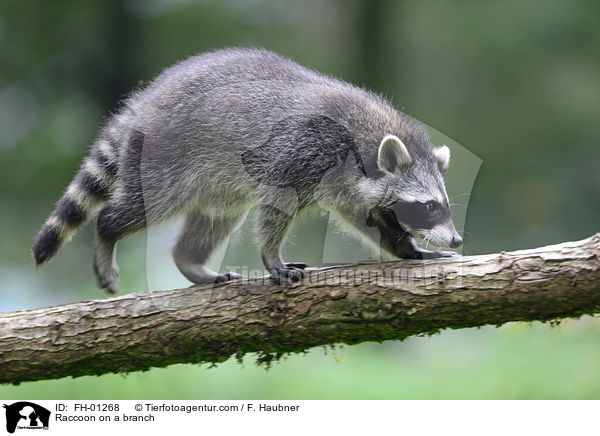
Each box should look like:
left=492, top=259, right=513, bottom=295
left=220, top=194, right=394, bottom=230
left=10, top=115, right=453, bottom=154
left=359, top=134, right=462, bottom=250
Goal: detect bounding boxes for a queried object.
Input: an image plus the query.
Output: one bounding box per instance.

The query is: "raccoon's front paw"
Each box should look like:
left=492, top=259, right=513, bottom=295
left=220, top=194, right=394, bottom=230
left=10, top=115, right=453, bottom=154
left=214, top=272, right=243, bottom=284
left=94, top=263, right=119, bottom=294
left=421, top=250, right=458, bottom=259
left=270, top=265, right=306, bottom=284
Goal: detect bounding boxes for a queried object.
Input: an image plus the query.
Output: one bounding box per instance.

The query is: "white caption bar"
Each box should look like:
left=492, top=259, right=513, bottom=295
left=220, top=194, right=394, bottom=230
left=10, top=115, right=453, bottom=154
left=1, top=400, right=597, bottom=435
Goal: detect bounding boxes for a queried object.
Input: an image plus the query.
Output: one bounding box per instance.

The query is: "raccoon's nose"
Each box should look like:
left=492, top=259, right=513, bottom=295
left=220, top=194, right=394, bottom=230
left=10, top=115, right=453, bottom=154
left=450, top=234, right=463, bottom=248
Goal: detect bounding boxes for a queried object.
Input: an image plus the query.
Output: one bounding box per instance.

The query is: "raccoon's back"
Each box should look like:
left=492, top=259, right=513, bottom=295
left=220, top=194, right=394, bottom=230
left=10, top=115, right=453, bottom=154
left=114, top=48, right=410, bottom=185
left=139, top=48, right=340, bottom=100
left=126, top=47, right=397, bottom=137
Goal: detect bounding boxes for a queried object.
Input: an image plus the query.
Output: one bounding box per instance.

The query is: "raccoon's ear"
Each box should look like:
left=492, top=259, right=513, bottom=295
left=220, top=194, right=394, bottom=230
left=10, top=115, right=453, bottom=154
left=433, top=145, right=450, bottom=172
left=377, top=134, right=411, bottom=172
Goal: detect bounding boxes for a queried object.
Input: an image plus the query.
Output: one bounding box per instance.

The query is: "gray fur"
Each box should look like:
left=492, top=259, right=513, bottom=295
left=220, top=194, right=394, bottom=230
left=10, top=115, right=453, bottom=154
left=33, top=47, right=462, bottom=292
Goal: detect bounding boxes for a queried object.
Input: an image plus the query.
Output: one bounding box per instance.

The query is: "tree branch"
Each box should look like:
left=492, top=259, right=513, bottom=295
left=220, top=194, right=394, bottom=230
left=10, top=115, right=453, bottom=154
left=1, top=233, right=599, bottom=384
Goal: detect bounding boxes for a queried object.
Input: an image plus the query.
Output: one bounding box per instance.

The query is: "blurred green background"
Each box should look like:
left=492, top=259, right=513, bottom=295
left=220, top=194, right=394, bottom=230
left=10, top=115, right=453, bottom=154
left=1, top=0, right=599, bottom=399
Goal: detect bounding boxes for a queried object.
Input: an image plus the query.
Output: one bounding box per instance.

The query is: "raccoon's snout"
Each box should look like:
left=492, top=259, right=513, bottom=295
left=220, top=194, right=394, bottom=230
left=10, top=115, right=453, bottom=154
left=449, top=234, right=463, bottom=248
left=420, top=222, right=462, bottom=249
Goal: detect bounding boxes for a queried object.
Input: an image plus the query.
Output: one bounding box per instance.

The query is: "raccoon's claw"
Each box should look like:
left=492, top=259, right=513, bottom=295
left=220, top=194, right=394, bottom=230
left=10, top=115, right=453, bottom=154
left=214, top=272, right=243, bottom=283
left=270, top=266, right=305, bottom=284
left=283, top=262, right=309, bottom=269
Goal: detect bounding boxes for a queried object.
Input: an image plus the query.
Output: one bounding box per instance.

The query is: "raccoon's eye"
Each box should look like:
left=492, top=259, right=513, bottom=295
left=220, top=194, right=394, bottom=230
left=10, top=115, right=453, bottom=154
left=426, top=201, right=437, bottom=213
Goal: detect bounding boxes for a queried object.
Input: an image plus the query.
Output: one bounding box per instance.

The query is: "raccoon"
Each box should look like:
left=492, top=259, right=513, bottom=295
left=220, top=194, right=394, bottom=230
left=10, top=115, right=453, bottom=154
left=33, top=48, right=462, bottom=293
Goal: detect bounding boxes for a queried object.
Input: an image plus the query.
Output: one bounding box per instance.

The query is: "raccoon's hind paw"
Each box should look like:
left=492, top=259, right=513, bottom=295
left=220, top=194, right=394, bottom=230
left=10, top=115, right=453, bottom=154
left=270, top=265, right=306, bottom=285
left=94, top=263, right=120, bottom=294
left=214, top=272, right=243, bottom=284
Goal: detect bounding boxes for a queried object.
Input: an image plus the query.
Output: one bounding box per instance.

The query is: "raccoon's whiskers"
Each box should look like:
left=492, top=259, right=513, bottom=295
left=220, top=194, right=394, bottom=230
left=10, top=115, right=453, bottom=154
left=451, top=193, right=472, bottom=200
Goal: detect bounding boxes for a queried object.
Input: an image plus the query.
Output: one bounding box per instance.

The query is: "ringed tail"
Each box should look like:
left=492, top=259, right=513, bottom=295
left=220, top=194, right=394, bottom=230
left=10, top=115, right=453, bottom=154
left=32, top=138, right=119, bottom=265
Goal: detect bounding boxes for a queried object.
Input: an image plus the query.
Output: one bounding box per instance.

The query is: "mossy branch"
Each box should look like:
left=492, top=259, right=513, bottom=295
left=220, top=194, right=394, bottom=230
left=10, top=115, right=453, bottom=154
left=1, top=233, right=599, bottom=384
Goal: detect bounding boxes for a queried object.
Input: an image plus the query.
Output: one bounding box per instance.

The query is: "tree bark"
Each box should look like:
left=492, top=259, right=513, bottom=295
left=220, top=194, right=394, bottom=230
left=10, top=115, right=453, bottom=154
left=1, top=233, right=599, bottom=384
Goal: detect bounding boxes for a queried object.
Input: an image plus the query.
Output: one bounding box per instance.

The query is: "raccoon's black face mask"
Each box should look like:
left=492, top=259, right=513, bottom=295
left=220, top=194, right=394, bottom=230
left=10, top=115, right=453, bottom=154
left=367, top=200, right=450, bottom=232
left=366, top=200, right=451, bottom=254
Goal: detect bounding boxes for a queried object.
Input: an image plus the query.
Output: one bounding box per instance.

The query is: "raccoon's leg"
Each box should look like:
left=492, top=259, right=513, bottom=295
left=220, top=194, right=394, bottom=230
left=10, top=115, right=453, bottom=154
left=172, top=210, right=245, bottom=285
left=257, top=205, right=308, bottom=284
left=94, top=195, right=147, bottom=294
